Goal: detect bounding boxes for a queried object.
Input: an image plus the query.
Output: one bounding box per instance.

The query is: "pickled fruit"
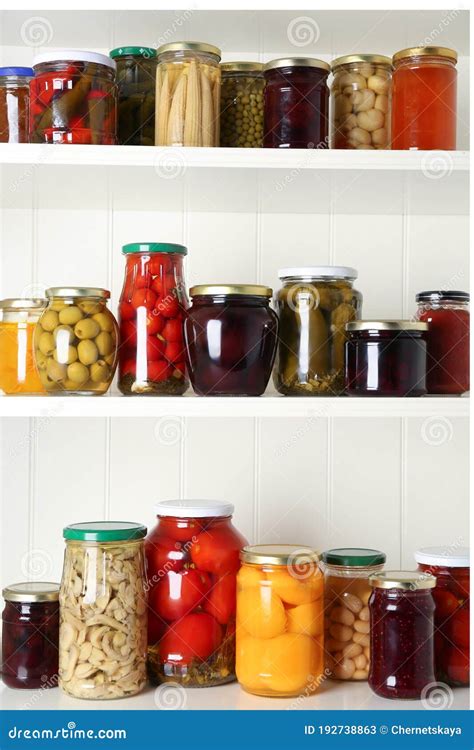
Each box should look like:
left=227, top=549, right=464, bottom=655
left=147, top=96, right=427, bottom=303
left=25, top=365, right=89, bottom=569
left=0, top=303, right=46, bottom=394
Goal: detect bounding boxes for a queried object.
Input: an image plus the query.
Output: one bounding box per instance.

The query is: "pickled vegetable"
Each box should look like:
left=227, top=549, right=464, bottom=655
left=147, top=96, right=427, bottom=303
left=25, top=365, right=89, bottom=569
left=0, top=67, right=33, bottom=143
left=220, top=65, right=264, bottom=147
left=111, top=47, right=156, bottom=146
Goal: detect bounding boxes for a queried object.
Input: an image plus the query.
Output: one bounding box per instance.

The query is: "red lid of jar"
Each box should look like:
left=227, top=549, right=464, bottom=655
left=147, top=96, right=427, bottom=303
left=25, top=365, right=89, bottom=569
left=415, top=546, right=470, bottom=568
left=154, top=499, right=234, bottom=517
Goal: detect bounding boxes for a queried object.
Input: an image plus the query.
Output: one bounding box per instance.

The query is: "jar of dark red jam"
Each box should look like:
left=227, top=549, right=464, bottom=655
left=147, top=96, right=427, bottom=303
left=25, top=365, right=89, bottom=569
left=415, top=291, right=469, bottom=395
left=263, top=57, right=330, bottom=148
left=1, top=582, right=60, bottom=689
left=415, top=547, right=469, bottom=687
left=183, top=285, right=278, bottom=396
left=345, top=320, right=428, bottom=396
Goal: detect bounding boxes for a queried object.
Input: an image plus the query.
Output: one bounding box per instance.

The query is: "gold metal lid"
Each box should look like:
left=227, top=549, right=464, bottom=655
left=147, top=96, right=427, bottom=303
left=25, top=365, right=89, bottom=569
left=3, top=582, right=60, bottom=603
left=346, top=320, right=428, bottom=332
left=46, top=287, right=110, bottom=299
left=190, top=284, right=272, bottom=298
left=264, top=57, right=330, bottom=73
left=392, top=46, right=458, bottom=64
left=369, top=571, right=436, bottom=590
left=0, top=298, right=46, bottom=310
left=332, top=54, right=392, bottom=70
left=240, top=544, right=320, bottom=566
left=221, top=61, right=263, bottom=73
left=157, top=41, right=221, bottom=60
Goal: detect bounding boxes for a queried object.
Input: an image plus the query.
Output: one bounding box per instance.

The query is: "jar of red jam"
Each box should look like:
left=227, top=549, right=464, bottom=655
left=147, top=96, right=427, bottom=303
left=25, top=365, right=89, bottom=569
left=263, top=57, right=330, bottom=149
left=415, top=546, right=469, bottom=687
left=415, top=291, right=469, bottom=395
left=118, top=242, right=189, bottom=395
left=368, top=571, right=436, bottom=700
left=183, top=285, right=278, bottom=396
left=1, top=582, right=60, bottom=689
left=145, top=499, right=248, bottom=687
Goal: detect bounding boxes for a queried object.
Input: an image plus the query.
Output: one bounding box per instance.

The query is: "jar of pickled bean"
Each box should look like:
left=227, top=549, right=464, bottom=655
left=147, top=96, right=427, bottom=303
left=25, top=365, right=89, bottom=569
left=220, top=62, right=264, bottom=147
left=0, top=67, right=34, bottom=143
left=110, top=47, right=156, bottom=146
left=0, top=298, right=46, bottom=394
left=236, top=545, right=324, bottom=697
left=321, top=548, right=386, bottom=681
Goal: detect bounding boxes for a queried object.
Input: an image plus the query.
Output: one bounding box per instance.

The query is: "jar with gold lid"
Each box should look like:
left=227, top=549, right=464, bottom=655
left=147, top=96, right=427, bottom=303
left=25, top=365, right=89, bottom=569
left=0, top=298, right=46, bottom=394
left=220, top=62, right=264, bottom=147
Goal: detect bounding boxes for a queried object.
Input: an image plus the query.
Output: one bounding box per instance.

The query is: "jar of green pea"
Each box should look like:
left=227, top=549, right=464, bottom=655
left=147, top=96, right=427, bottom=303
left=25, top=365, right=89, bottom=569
left=220, top=62, right=264, bottom=147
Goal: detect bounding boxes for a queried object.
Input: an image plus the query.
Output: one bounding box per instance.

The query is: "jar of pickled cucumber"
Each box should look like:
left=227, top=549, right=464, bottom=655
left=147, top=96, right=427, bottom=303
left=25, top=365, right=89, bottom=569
left=274, top=266, right=362, bottom=396
left=34, top=288, right=119, bottom=395
left=110, top=46, right=157, bottom=146
left=220, top=62, right=264, bottom=147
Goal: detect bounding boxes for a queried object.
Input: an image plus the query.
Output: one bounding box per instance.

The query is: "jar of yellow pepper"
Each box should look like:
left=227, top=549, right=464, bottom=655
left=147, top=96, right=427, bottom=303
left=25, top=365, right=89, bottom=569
left=0, top=298, right=46, bottom=394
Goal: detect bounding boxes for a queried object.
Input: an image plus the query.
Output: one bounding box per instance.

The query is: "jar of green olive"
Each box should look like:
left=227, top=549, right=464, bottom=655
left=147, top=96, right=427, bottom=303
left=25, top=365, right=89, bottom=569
left=220, top=62, right=264, bottom=147
left=34, top=287, right=119, bottom=395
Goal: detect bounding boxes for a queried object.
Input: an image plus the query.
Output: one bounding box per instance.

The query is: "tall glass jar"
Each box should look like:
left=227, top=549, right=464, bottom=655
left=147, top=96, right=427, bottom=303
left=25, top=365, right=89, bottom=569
left=0, top=67, right=34, bottom=143
left=118, top=242, right=188, bottom=395
left=0, top=298, right=46, bottom=394
left=274, top=266, right=362, bottom=396
left=321, top=548, right=386, bottom=681
left=59, top=522, right=147, bottom=700
left=155, top=42, right=221, bottom=146
left=331, top=55, right=391, bottom=149
left=220, top=62, right=264, bottom=147
left=110, top=46, right=156, bottom=146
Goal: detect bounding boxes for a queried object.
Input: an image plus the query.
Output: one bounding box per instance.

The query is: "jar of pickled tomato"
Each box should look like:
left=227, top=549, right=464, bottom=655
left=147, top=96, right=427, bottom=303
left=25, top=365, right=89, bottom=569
left=0, top=67, right=34, bottom=143
left=0, top=298, right=46, bottom=394
left=321, top=548, right=386, bottom=681
left=415, top=546, right=469, bottom=687
left=391, top=46, right=457, bottom=150
left=146, top=500, right=248, bottom=687
left=2, top=582, right=60, bottom=689
left=368, top=571, right=436, bottom=700
left=118, top=243, right=188, bottom=395
left=236, top=545, right=324, bottom=697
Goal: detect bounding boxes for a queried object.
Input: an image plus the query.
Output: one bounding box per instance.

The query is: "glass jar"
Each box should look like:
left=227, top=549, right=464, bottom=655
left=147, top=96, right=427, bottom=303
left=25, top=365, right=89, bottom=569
left=110, top=46, right=156, bottom=146
left=118, top=242, right=188, bottom=395
left=415, top=291, right=469, bottom=395
left=415, top=547, right=469, bottom=687
left=392, top=47, right=457, bottom=150
left=331, top=55, right=391, bottom=150
left=34, top=287, right=118, bottom=395
left=321, top=548, right=386, bottom=681
left=236, top=545, right=324, bottom=697
left=59, top=522, right=147, bottom=699
left=30, top=50, right=117, bottom=144
left=0, top=67, right=34, bottom=143
left=184, top=284, right=278, bottom=396
left=263, top=58, right=330, bottom=149
left=2, top=582, right=60, bottom=689
left=0, top=298, right=46, bottom=394
left=220, top=62, right=264, bottom=147
left=155, top=42, right=221, bottom=146
left=274, top=266, right=362, bottom=396
left=368, top=571, right=436, bottom=699
left=345, top=321, right=428, bottom=397
left=146, top=499, right=247, bottom=687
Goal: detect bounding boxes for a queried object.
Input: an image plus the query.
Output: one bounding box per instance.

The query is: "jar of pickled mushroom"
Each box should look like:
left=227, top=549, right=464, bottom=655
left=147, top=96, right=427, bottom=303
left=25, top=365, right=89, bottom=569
left=155, top=42, right=221, bottom=146
left=34, top=288, right=118, bottom=395
left=184, top=285, right=278, bottom=396
left=110, top=46, right=156, bottom=146
left=118, top=242, right=188, bottom=395
left=264, top=58, right=330, bottom=149
left=2, top=582, right=60, bottom=689
left=368, top=571, right=436, bottom=700
left=321, top=548, right=386, bottom=681
left=415, top=546, right=469, bottom=687
left=236, top=545, right=324, bottom=697
left=415, top=291, right=469, bottom=395
left=274, top=266, right=362, bottom=396
left=30, top=49, right=116, bottom=144
left=220, top=62, right=264, bottom=147
left=392, top=47, right=457, bottom=150
left=0, top=298, right=46, bottom=395
left=331, top=54, right=391, bottom=149
left=0, top=67, right=34, bottom=143
left=59, top=522, right=147, bottom=700
left=146, top=499, right=247, bottom=687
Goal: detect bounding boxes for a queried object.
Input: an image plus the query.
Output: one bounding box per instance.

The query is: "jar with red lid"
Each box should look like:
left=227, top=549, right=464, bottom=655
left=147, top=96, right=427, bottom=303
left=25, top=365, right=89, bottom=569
left=145, top=499, right=248, bottom=687
left=118, top=242, right=188, bottom=395
left=415, top=291, right=469, bottom=395
left=415, top=546, right=469, bottom=687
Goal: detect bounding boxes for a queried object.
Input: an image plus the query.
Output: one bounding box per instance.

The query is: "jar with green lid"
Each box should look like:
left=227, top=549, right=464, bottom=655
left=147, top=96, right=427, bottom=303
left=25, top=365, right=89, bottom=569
left=220, top=62, right=264, bottom=147
left=110, top=46, right=156, bottom=145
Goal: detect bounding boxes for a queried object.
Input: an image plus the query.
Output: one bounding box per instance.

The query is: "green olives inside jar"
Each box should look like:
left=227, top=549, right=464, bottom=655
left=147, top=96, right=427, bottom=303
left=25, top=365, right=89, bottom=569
left=220, top=62, right=264, bottom=147
left=274, top=266, right=362, bottom=396
left=34, top=287, right=119, bottom=395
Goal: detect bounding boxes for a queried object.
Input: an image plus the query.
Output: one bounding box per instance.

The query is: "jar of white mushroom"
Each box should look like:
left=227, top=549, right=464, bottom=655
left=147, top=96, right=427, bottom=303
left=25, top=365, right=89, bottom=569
left=59, top=522, right=148, bottom=700
left=321, top=548, right=386, bottom=681
left=331, top=55, right=392, bottom=150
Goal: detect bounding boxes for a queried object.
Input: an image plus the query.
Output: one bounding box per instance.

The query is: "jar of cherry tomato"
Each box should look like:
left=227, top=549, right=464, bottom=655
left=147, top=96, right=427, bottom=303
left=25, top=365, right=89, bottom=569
left=146, top=499, right=248, bottom=687
left=415, top=291, right=469, bottom=395
left=415, top=547, right=469, bottom=687
left=118, top=242, right=188, bottom=395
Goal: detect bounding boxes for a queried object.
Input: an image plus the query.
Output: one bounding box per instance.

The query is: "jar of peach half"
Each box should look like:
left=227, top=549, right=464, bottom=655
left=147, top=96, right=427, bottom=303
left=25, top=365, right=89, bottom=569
left=236, top=545, right=324, bottom=697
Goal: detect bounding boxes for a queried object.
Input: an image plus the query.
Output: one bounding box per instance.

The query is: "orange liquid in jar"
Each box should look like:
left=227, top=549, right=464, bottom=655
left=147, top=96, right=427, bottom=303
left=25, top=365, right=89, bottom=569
left=0, top=321, right=44, bottom=394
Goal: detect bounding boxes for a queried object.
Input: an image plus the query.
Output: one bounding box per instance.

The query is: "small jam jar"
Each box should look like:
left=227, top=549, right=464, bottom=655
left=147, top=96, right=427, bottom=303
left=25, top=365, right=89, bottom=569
left=0, top=66, right=34, bottom=143
left=183, top=285, right=278, bottom=396
left=415, top=546, right=469, bottom=687
left=0, top=298, right=46, bottom=394
left=2, top=582, right=60, bottom=689
left=415, top=291, right=469, bottom=395
left=345, top=320, right=428, bottom=396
